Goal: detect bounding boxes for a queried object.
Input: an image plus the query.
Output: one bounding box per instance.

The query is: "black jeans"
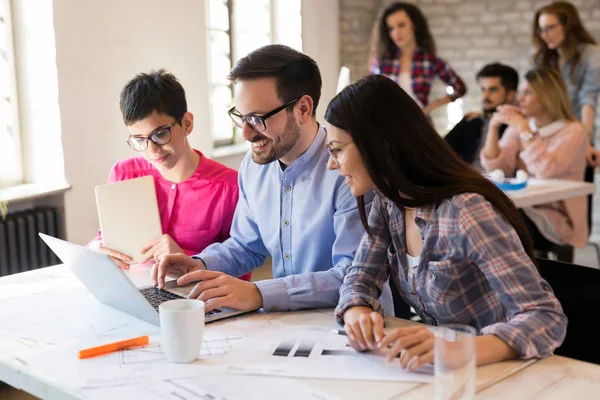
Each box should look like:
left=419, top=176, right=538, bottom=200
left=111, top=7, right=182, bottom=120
left=519, top=210, right=556, bottom=251
left=585, top=165, right=595, bottom=235
left=390, top=278, right=411, bottom=319
left=519, top=210, right=574, bottom=262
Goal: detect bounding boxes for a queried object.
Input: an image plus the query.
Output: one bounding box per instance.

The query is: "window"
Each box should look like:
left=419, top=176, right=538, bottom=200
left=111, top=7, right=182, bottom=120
left=207, top=0, right=302, bottom=148
left=0, top=0, right=21, bottom=187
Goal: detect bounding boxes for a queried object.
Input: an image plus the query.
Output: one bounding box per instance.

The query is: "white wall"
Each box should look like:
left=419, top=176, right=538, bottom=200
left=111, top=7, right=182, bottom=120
left=52, top=0, right=212, bottom=244
left=302, top=0, right=340, bottom=123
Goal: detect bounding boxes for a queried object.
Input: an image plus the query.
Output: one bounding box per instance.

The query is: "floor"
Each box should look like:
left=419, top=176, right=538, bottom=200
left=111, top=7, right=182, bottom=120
left=0, top=383, right=37, bottom=400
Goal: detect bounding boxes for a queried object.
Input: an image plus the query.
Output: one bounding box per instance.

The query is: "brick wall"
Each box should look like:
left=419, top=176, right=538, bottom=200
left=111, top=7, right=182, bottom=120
left=340, top=0, right=600, bottom=131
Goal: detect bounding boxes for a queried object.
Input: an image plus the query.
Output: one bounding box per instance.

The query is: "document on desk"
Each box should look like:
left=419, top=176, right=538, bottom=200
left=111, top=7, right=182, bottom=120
left=222, top=323, right=433, bottom=383
left=11, top=317, right=262, bottom=389
left=78, top=374, right=344, bottom=400
left=0, top=286, right=159, bottom=352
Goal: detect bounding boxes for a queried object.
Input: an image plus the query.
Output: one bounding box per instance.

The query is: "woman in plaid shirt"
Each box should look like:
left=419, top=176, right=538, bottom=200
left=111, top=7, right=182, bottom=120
left=324, top=75, right=566, bottom=371
left=370, top=2, right=467, bottom=115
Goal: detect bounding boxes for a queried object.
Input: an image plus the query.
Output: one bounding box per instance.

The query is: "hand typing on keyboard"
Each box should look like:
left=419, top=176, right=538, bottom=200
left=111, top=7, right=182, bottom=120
left=177, top=270, right=263, bottom=313
left=150, top=254, right=206, bottom=289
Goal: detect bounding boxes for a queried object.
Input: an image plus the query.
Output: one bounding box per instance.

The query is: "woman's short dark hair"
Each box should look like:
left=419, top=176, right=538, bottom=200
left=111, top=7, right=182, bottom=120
left=325, top=74, right=535, bottom=264
left=371, top=2, right=436, bottom=62
left=229, top=44, right=322, bottom=116
left=119, top=69, right=187, bottom=125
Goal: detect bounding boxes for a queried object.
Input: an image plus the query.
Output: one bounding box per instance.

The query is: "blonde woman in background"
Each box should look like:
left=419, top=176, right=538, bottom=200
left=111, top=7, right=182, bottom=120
left=481, top=68, right=588, bottom=261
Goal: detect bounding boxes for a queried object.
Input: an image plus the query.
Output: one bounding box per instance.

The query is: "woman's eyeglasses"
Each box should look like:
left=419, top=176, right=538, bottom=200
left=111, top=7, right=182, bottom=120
left=326, top=141, right=354, bottom=165
left=126, top=115, right=184, bottom=152
left=228, top=98, right=300, bottom=132
left=537, top=24, right=559, bottom=35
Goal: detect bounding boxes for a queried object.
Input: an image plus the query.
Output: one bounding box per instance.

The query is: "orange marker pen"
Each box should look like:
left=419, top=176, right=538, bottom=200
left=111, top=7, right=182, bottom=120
left=78, top=335, right=149, bottom=359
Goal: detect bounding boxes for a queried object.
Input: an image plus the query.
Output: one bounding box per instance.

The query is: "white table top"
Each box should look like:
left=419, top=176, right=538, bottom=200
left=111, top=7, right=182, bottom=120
left=505, top=178, right=595, bottom=208
left=0, top=265, right=598, bottom=399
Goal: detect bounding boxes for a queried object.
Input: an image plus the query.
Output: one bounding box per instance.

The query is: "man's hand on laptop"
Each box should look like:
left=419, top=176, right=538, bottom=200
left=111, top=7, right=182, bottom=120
left=151, top=254, right=206, bottom=289
left=177, top=270, right=263, bottom=313
left=139, top=234, right=185, bottom=264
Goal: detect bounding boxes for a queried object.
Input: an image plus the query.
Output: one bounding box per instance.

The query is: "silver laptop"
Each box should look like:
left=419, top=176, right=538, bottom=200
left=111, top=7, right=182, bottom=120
left=39, top=233, right=247, bottom=326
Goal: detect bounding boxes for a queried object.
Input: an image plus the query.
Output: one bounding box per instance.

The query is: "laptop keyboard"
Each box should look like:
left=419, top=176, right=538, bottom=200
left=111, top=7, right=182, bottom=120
left=140, top=287, right=222, bottom=316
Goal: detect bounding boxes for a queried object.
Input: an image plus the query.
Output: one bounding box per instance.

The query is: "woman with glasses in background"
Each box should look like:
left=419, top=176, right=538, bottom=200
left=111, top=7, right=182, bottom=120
left=89, top=70, right=250, bottom=280
left=534, top=1, right=600, bottom=144
left=533, top=1, right=600, bottom=235
left=369, top=2, right=466, bottom=117
left=325, top=75, right=566, bottom=371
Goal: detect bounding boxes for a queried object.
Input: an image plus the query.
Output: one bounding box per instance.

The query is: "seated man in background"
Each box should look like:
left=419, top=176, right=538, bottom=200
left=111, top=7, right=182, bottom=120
left=152, top=45, right=389, bottom=315
left=89, top=70, right=248, bottom=279
left=445, top=63, right=518, bottom=170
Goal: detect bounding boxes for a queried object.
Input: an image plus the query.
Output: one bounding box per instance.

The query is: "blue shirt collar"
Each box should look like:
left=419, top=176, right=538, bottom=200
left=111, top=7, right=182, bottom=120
left=280, top=124, right=326, bottom=174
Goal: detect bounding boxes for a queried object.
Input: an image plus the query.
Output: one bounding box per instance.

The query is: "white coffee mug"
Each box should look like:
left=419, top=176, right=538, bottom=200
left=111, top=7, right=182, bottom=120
left=159, top=299, right=205, bottom=363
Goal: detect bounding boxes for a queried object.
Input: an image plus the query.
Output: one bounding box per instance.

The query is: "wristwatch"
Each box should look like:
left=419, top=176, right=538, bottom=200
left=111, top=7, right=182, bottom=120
left=520, top=131, right=535, bottom=143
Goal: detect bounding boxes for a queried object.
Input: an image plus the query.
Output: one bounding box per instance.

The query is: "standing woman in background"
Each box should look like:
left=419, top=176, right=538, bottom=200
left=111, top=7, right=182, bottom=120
left=533, top=1, right=600, bottom=232
left=369, top=2, right=467, bottom=116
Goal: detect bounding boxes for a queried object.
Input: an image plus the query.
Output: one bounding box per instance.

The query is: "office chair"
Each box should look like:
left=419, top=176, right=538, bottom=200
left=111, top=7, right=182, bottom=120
left=536, top=257, right=600, bottom=365
left=584, top=167, right=600, bottom=265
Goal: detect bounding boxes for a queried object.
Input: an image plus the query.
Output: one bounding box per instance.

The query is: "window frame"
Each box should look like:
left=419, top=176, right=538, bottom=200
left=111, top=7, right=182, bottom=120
left=207, top=0, right=302, bottom=149
left=0, top=0, right=23, bottom=187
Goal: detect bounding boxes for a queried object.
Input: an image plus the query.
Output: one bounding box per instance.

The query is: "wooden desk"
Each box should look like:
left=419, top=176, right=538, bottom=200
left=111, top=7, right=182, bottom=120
left=475, top=355, right=600, bottom=399
left=506, top=178, right=594, bottom=208
left=0, top=265, right=598, bottom=399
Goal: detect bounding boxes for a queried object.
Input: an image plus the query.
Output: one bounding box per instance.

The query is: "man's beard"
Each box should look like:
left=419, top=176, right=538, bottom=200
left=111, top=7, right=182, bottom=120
left=482, top=107, right=497, bottom=119
left=251, top=115, right=301, bottom=165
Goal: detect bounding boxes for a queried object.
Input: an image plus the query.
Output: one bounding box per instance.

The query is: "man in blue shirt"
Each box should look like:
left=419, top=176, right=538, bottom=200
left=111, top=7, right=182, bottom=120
left=151, top=45, right=386, bottom=313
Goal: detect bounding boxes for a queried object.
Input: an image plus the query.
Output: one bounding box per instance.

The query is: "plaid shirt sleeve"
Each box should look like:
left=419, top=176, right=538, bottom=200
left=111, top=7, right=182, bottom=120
left=434, top=56, right=467, bottom=101
left=369, top=57, right=381, bottom=75
left=335, top=195, right=391, bottom=324
left=458, top=195, right=567, bottom=359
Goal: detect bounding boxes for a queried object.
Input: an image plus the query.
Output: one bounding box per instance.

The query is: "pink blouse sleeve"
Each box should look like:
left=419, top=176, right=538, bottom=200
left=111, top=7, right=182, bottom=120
left=480, top=126, right=521, bottom=176
left=369, top=57, right=381, bottom=75
left=519, top=124, right=588, bottom=179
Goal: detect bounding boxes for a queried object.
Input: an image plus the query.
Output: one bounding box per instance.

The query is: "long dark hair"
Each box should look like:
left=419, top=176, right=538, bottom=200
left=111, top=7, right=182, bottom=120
left=371, top=2, right=436, bottom=63
left=325, top=75, right=536, bottom=264
left=533, top=1, right=596, bottom=82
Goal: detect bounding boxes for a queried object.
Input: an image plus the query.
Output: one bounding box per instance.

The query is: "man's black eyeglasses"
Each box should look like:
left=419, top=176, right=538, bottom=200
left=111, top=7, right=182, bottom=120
left=228, top=98, right=300, bottom=132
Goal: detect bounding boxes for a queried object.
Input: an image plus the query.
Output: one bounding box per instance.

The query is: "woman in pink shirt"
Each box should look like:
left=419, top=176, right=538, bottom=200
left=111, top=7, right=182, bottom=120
left=89, top=70, right=249, bottom=280
left=481, top=67, right=587, bottom=257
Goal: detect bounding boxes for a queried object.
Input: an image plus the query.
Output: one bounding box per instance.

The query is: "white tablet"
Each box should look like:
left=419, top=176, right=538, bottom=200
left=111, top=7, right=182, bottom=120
left=95, top=175, right=162, bottom=263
